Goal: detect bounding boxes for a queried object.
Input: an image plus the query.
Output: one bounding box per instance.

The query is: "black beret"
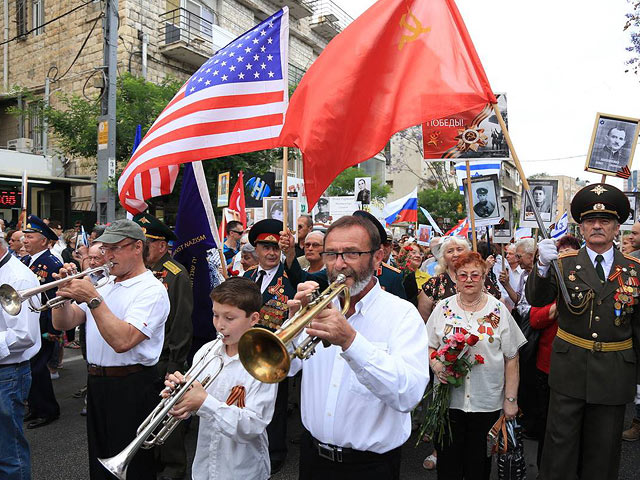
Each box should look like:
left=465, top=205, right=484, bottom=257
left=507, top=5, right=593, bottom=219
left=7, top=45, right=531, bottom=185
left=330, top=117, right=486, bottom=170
left=132, top=213, right=177, bottom=241
left=570, top=183, right=630, bottom=224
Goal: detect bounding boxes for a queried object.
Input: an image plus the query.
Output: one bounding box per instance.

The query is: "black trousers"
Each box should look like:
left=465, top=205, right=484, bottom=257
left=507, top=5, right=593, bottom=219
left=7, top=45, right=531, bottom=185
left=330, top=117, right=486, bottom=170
left=535, top=369, right=551, bottom=467
left=153, top=377, right=187, bottom=478
left=539, top=389, right=625, bottom=480
left=267, top=377, right=289, bottom=464
left=86, top=367, right=158, bottom=480
left=299, top=430, right=401, bottom=479
left=27, top=339, right=60, bottom=419
left=435, top=409, right=501, bottom=480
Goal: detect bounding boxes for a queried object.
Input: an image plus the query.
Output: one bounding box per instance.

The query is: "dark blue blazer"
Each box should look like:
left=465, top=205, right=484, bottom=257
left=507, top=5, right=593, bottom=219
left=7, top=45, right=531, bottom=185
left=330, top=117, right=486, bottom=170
left=22, top=250, right=63, bottom=334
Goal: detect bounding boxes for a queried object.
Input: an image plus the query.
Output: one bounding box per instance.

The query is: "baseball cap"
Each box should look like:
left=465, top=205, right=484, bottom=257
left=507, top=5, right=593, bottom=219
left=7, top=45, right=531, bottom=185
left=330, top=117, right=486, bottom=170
left=94, top=219, right=147, bottom=244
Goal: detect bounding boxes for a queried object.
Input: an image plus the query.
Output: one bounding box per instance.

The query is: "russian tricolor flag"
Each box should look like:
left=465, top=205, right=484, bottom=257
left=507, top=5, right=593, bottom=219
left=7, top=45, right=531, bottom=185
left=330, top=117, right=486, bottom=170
left=383, top=188, right=418, bottom=225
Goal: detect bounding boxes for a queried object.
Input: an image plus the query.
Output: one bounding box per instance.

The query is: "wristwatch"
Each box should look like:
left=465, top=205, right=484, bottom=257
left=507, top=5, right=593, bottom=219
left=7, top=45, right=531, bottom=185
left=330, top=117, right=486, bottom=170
left=88, top=296, right=103, bottom=310
left=506, top=396, right=517, bottom=403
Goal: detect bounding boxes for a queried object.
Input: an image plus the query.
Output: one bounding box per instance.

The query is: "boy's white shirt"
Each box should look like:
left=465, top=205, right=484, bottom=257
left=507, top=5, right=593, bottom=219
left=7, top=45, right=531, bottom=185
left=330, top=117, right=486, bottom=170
left=191, top=339, right=277, bottom=480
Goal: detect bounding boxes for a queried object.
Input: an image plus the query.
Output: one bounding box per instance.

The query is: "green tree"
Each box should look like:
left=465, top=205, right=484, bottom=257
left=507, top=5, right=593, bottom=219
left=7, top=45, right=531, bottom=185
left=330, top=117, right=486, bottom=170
left=418, top=187, right=466, bottom=231
left=325, top=167, right=390, bottom=199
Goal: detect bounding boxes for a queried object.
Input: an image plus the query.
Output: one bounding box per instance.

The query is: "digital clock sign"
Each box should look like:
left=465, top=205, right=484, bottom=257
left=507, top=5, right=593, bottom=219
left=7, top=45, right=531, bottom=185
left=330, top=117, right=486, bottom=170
left=0, top=188, right=21, bottom=208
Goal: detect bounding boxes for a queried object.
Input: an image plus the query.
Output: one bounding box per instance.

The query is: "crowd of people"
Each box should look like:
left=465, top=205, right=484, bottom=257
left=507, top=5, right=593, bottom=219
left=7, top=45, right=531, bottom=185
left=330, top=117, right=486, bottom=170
left=1, top=181, right=639, bottom=480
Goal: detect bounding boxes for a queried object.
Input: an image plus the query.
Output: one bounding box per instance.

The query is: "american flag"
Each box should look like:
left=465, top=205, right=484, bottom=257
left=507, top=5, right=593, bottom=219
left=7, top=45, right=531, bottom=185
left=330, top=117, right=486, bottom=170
left=118, top=8, right=289, bottom=214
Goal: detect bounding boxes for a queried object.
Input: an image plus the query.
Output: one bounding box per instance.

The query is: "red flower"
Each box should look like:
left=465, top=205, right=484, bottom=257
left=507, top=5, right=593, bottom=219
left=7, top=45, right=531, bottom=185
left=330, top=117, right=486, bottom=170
left=474, top=354, right=485, bottom=364
left=466, top=334, right=479, bottom=346
left=430, top=350, right=438, bottom=359
left=444, top=352, right=458, bottom=362
left=403, top=245, right=413, bottom=251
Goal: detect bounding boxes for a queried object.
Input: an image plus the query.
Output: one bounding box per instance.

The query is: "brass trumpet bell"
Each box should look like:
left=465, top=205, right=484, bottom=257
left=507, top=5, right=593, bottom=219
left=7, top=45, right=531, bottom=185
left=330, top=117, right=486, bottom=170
left=0, top=284, right=22, bottom=316
left=238, top=328, right=291, bottom=383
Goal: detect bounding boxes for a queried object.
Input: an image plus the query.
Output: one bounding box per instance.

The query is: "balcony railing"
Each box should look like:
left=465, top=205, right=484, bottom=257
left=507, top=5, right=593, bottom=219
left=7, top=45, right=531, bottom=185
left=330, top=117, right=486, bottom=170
left=307, top=0, right=353, bottom=39
left=158, top=8, right=216, bottom=66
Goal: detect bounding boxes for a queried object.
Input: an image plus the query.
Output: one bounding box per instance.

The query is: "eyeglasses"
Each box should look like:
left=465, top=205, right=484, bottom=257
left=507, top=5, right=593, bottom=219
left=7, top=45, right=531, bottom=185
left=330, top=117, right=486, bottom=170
left=100, top=240, right=137, bottom=254
left=304, top=242, right=323, bottom=249
left=229, top=230, right=243, bottom=235
left=321, top=250, right=375, bottom=262
left=456, top=272, right=483, bottom=282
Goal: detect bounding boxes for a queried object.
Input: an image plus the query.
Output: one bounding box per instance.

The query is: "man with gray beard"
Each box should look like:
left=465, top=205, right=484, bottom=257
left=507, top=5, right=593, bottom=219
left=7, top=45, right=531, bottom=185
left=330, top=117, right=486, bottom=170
left=286, top=215, right=429, bottom=478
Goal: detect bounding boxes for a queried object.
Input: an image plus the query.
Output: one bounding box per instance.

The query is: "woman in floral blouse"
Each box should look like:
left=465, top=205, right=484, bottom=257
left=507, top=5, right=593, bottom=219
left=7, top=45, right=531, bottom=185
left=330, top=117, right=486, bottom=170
left=418, top=236, right=501, bottom=322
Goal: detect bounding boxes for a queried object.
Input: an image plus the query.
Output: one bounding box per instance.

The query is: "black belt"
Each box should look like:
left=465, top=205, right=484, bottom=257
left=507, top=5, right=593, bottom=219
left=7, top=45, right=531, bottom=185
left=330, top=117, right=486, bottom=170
left=88, top=364, right=149, bottom=377
left=310, top=435, right=397, bottom=463
left=0, top=360, right=29, bottom=369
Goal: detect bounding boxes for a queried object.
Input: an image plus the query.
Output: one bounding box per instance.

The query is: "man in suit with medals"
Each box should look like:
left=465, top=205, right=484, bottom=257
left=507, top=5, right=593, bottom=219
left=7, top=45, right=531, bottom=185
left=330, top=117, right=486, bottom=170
left=243, top=219, right=295, bottom=474
left=526, top=183, right=640, bottom=480
left=21, top=215, right=62, bottom=428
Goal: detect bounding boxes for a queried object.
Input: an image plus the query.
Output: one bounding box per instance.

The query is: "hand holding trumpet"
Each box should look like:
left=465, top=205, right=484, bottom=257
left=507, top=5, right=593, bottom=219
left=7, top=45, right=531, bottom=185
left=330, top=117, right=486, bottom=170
left=162, top=371, right=207, bottom=419
left=54, top=263, right=99, bottom=305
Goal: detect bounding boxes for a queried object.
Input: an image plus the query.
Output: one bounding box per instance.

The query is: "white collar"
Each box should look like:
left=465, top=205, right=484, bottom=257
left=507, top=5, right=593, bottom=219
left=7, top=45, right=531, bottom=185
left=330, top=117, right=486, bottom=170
left=350, top=277, right=382, bottom=318
left=585, top=246, right=614, bottom=264
left=28, top=249, right=48, bottom=265
left=258, top=264, right=279, bottom=276
left=112, top=269, right=153, bottom=287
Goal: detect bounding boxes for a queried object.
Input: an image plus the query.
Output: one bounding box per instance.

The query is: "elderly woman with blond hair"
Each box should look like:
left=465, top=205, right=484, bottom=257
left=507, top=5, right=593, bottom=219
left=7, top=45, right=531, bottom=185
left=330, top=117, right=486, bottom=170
left=427, top=251, right=526, bottom=479
left=418, top=236, right=501, bottom=321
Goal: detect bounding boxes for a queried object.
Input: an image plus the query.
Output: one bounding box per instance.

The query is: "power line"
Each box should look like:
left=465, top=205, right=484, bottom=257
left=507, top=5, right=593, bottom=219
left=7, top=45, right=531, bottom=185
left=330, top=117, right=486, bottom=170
left=0, top=0, right=94, bottom=47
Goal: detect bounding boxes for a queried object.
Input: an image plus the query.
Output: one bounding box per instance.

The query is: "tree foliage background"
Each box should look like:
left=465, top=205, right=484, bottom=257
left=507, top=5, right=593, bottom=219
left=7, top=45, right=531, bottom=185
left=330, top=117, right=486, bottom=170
left=418, top=187, right=466, bottom=230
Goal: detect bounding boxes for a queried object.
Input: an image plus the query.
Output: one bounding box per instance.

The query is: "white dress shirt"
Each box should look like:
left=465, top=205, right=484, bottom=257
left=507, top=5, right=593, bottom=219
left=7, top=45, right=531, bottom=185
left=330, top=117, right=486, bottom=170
left=493, top=261, right=524, bottom=311
left=0, top=252, right=41, bottom=364
left=79, top=270, right=169, bottom=366
left=427, top=295, right=527, bottom=412
left=289, top=279, right=429, bottom=453
left=585, top=246, right=614, bottom=278
left=191, top=341, right=277, bottom=480
left=256, top=265, right=279, bottom=293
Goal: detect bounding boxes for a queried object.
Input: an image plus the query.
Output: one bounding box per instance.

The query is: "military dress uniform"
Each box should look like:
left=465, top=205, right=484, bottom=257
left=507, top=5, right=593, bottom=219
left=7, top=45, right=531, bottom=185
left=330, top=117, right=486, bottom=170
left=526, top=183, right=640, bottom=480
left=133, top=213, right=194, bottom=480
left=243, top=219, right=296, bottom=472
left=22, top=215, right=62, bottom=427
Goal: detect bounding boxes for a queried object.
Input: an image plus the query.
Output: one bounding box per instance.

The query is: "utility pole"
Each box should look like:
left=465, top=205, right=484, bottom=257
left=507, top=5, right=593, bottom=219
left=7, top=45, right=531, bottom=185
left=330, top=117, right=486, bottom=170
left=96, top=0, right=118, bottom=224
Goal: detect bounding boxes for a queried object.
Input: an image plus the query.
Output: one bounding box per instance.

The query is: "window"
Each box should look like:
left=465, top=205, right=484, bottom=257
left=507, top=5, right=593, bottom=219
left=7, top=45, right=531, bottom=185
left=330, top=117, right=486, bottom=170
left=183, top=0, right=214, bottom=37
left=288, top=63, right=306, bottom=89
left=28, top=101, right=43, bottom=152
left=16, top=0, right=27, bottom=37
left=32, top=0, right=44, bottom=36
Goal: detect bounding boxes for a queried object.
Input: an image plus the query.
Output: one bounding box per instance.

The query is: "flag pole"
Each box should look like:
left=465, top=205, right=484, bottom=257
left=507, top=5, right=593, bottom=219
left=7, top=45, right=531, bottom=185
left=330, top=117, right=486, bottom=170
left=18, top=170, right=27, bottom=230
left=491, top=103, right=571, bottom=305
left=465, top=160, right=477, bottom=252
left=282, top=147, right=289, bottom=233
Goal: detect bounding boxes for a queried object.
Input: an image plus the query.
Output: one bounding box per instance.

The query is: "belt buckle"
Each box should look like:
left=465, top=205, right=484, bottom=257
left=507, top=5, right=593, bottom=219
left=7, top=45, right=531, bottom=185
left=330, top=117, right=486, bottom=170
left=317, top=443, right=343, bottom=462
left=592, top=341, right=603, bottom=352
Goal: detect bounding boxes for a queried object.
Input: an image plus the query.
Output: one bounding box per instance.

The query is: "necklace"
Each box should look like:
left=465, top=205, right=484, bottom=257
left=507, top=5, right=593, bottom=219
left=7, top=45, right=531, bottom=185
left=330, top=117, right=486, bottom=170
left=458, top=293, right=483, bottom=310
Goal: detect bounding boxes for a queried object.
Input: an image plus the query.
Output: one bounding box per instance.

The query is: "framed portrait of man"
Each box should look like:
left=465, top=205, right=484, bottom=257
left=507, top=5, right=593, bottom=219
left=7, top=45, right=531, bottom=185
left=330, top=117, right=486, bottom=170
left=463, top=174, right=501, bottom=227
left=217, top=171, right=230, bottom=207
left=494, top=196, right=513, bottom=243
left=584, top=113, right=640, bottom=177
left=312, top=197, right=332, bottom=225
left=620, top=193, right=639, bottom=231
left=520, top=179, right=558, bottom=228
left=263, top=197, right=296, bottom=228
left=355, top=177, right=372, bottom=205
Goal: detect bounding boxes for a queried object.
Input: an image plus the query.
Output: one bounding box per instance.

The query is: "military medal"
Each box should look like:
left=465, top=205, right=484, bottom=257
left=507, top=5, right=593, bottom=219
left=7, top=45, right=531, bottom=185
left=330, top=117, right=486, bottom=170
left=568, top=271, right=576, bottom=282
left=615, top=318, right=622, bottom=327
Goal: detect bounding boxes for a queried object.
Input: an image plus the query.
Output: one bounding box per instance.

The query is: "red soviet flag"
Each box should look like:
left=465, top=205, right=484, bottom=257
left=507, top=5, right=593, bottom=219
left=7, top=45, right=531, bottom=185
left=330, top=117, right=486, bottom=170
left=279, top=0, right=496, bottom=208
left=219, top=171, right=247, bottom=241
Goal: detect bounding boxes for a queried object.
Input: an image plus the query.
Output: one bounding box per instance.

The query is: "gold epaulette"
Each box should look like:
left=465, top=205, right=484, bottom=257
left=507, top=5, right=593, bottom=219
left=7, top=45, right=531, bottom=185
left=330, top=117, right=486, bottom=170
left=163, top=260, right=181, bottom=275
left=623, top=253, right=640, bottom=264
left=558, top=251, right=579, bottom=259
left=382, top=262, right=401, bottom=273
left=245, top=265, right=258, bottom=271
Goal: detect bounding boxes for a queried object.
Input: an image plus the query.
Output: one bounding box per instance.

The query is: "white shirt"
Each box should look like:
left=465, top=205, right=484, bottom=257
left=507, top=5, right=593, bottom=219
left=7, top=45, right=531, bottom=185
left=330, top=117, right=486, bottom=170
left=493, top=261, right=524, bottom=311
left=256, top=265, right=279, bottom=293
left=27, top=248, right=48, bottom=267
left=586, top=245, right=614, bottom=278
left=79, top=270, right=169, bottom=366
left=191, top=341, right=277, bottom=480
left=426, top=295, right=527, bottom=412
left=0, top=253, right=41, bottom=364
left=50, top=240, right=65, bottom=263
left=290, top=280, right=429, bottom=453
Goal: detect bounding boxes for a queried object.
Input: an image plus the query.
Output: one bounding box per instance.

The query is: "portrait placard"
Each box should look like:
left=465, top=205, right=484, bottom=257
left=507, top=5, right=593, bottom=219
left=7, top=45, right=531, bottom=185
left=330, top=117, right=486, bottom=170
left=584, top=113, right=640, bottom=177
left=217, top=171, right=230, bottom=207
left=417, top=224, right=432, bottom=245
left=463, top=174, right=501, bottom=227
left=494, top=196, right=513, bottom=243
left=620, top=193, right=639, bottom=231
left=520, top=179, right=558, bottom=228
left=355, top=177, right=371, bottom=205
left=263, top=197, right=296, bottom=228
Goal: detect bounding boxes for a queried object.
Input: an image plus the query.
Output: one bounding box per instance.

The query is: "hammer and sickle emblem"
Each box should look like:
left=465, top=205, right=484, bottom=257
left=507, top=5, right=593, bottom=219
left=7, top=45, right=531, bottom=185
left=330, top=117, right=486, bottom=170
left=398, top=8, right=431, bottom=50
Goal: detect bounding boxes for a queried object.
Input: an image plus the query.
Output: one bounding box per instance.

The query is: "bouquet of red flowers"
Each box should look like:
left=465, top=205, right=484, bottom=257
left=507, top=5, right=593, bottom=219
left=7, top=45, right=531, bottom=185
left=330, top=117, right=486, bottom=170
left=416, top=328, right=485, bottom=446
left=396, top=244, right=418, bottom=279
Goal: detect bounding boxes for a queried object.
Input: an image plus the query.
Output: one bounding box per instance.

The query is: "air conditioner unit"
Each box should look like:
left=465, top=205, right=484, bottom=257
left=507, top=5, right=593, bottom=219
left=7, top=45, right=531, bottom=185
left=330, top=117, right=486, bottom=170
left=7, top=138, right=33, bottom=152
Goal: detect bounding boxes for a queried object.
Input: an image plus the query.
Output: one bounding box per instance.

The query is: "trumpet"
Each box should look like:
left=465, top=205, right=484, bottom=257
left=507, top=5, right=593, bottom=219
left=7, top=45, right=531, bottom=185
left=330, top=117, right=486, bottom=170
left=239, top=273, right=350, bottom=384
left=98, top=333, right=225, bottom=480
left=0, top=263, right=113, bottom=316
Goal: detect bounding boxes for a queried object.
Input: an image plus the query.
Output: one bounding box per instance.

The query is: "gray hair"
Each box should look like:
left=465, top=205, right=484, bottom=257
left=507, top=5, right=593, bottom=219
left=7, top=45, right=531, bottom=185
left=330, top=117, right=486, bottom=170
left=241, top=242, right=259, bottom=259
left=515, top=238, right=535, bottom=255
left=435, top=236, right=470, bottom=274
left=305, top=231, right=325, bottom=242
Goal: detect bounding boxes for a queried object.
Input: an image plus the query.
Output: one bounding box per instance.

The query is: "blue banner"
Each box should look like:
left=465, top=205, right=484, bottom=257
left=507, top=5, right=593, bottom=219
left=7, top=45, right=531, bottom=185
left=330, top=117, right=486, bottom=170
left=174, top=162, right=224, bottom=356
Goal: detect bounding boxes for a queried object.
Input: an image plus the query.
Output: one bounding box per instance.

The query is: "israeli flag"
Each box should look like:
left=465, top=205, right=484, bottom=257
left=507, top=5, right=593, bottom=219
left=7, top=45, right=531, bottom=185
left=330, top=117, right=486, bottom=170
left=550, top=212, right=569, bottom=239
left=454, top=160, right=503, bottom=194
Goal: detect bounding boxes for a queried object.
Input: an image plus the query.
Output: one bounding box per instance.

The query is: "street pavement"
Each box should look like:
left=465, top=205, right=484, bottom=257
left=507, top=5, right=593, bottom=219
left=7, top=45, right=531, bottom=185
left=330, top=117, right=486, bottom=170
left=27, top=347, right=640, bottom=479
